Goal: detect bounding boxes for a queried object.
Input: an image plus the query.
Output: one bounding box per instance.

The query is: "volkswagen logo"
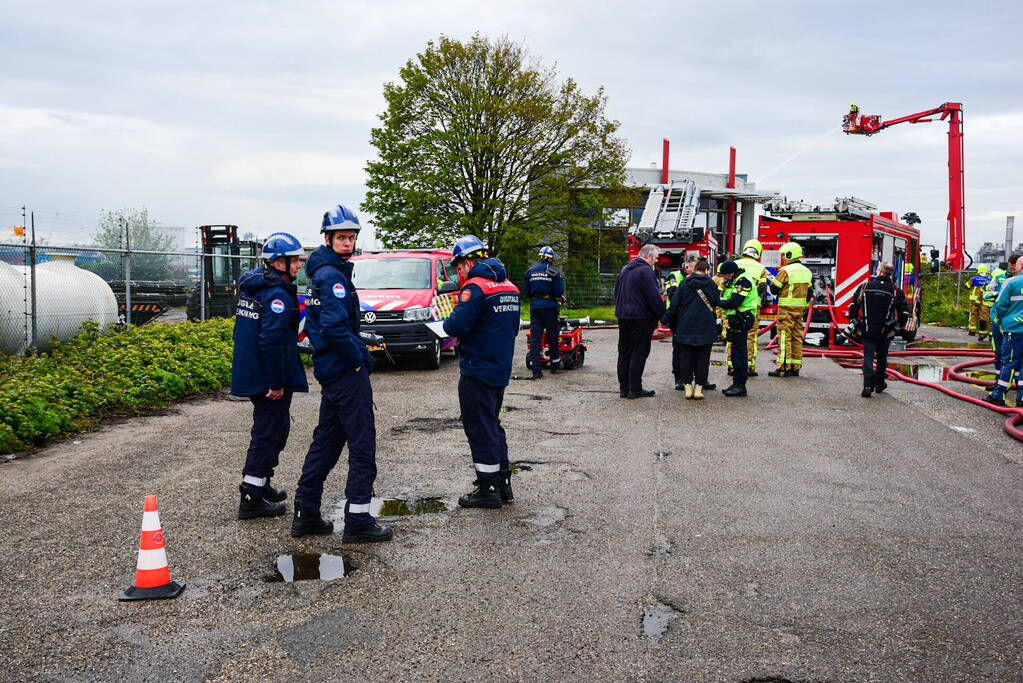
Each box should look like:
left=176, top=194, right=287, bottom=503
left=363, top=311, right=377, bottom=323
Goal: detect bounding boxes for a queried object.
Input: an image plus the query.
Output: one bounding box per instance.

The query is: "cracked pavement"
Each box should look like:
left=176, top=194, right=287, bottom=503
left=0, top=327, right=1021, bottom=681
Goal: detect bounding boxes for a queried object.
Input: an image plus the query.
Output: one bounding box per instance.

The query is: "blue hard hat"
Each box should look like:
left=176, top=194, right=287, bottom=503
left=261, top=232, right=305, bottom=261
left=450, top=234, right=488, bottom=262
left=321, top=204, right=361, bottom=233
left=538, top=246, right=556, bottom=260
left=719, top=260, right=740, bottom=276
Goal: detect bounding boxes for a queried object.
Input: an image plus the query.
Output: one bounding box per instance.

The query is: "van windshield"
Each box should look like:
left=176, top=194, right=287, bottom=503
left=352, top=258, right=432, bottom=289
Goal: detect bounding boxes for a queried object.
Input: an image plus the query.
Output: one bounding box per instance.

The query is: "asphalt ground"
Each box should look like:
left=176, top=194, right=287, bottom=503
left=1, top=325, right=1020, bottom=681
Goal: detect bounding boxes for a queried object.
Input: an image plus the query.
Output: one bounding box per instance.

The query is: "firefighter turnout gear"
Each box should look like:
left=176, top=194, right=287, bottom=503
left=968, top=266, right=991, bottom=335
left=294, top=226, right=392, bottom=542
left=768, top=244, right=813, bottom=375
left=442, top=252, right=521, bottom=506
left=231, top=262, right=308, bottom=520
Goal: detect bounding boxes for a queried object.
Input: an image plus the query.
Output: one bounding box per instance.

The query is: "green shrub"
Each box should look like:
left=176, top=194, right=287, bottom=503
left=0, top=319, right=235, bottom=454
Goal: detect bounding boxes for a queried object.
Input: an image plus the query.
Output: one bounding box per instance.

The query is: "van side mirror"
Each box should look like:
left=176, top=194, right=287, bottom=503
left=438, top=280, right=458, bottom=294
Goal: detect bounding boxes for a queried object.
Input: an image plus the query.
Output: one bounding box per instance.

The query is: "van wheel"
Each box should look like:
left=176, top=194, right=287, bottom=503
left=423, top=340, right=442, bottom=370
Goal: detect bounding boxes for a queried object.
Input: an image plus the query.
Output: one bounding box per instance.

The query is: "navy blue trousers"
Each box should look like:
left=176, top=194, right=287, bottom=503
left=993, top=324, right=1004, bottom=372
left=458, top=374, right=508, bottom=480
left=726, top=313, right=753, bottom=387
left=296, top=367, right=377, bottom=530
left=529, top=306, right=561, bottom=368
left=243, top=392, right=293, bottom=480
left=991, top=331, right=1023, bottom=403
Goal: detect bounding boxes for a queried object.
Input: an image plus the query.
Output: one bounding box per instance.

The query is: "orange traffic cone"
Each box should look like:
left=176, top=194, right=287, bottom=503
left=119, top=495, right=186, bottom=601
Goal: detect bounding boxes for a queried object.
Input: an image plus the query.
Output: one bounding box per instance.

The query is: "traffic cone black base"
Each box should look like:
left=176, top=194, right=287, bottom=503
left=119, top=581, right=186, bottom=602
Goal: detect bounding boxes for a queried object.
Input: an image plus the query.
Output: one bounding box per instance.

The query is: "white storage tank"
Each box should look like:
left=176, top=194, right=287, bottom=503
left=0, top=253, right=118, bottom=355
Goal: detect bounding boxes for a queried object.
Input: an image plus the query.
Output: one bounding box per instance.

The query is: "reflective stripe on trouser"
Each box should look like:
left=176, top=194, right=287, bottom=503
left=990, top=332, right=1023, bottom=401
left=458, top=374, right=509, bottom=479
left=243, top=392, right=293, bottom=480
left=296, top=367, right=377, bottom=530
left=775, top=307, right=805, bottom=370
left=968, top=301, right=983, bottom=331
left=978, top=305, right=992, bottom=334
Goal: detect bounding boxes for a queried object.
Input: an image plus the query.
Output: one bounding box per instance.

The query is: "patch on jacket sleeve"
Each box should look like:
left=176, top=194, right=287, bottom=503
left=332, top=283, right=347, bottom=298
left=460, top=288, right=473, bottom=303
left=270, top=299, right=285, bottom=313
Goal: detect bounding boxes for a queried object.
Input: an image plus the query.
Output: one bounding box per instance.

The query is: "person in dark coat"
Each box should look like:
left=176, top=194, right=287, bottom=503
left=614, top=244, right=666, bottom=398
left=847, top=262, right=908, bottom=398
left=661, top=259, right=720, bottom=399
left=231, top=232, right=309, bottom=521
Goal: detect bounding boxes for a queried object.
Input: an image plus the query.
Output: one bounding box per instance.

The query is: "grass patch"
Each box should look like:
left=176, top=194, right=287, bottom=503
left=521, top=306, right=617, bottom=323
left=920, top=273, right=971, bottom=328
left=0, top=319, right=235, bottom=454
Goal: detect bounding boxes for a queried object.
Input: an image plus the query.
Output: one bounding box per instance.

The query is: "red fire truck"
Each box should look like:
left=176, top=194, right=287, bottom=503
left=627, top=180, right=719, bottom=273
left=758, top=197, right=922, bottom=341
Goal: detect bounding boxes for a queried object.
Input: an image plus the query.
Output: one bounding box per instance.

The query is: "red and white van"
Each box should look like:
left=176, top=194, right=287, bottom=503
left=350, top=249, right=460, bottom=369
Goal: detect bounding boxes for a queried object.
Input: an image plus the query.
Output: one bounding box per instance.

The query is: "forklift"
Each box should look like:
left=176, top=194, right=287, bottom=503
left=186, top=225, right=261, bottom=321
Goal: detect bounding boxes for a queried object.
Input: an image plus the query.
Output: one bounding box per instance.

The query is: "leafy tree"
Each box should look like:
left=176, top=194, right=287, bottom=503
left=364, top=34, right=630, bottom=262
left=81, top=208, right=175, bottom=280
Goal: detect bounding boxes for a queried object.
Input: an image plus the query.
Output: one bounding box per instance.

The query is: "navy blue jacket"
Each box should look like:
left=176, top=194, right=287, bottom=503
left=523, top=261, right=565, bottom=310
left=615, top=258, right=665, bottom=321
left=231, top=268, right=309, bottom=396
left=443, top=258, right=521, bottom=387
left=661, top=273, right=720, bottom=346
left=303, top=245, right=370, bottom=386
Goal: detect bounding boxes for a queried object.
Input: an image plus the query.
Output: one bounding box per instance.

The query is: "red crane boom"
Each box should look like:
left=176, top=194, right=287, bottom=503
left=842, top=102, right=966, bottom=270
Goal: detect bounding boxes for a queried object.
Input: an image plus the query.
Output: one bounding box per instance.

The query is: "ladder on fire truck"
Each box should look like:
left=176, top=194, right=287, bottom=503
left=637, top=180, right=701, bottom=239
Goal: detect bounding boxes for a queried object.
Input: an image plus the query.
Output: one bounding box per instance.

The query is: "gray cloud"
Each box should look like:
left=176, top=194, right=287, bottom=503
left=0, top=0, right=1019, bottom=252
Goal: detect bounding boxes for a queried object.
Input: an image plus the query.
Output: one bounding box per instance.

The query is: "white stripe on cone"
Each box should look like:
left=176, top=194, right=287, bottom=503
left=137, top=547, right=169, bottom=571
left=141, top=510, right=161, bottom=531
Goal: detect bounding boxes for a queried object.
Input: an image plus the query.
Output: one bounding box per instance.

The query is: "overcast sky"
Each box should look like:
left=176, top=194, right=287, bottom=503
left=1, top=0, right=1020, bottom=254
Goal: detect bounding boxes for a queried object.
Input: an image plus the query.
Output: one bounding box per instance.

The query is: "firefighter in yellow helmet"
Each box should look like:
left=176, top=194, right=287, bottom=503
left=729, top=239, right=767, bottom=377
left=767, top=242, right=813, bottom=377
left=967, top=264, right=991, bottom=336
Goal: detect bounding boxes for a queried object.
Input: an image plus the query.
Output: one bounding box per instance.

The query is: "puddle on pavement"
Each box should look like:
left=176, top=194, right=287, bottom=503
left=642, top=601, right=680, bottom=638
left=910, top=340, right=992, bottom=350
left=336, top=496, right=450, bottom=517
left=886, top=363, right=951, bottom=382
left=517, top=506, right=566, bottom=527
left=655, top=451, right=671, bottom=460
left=511, top=461, right=535, bottom=473
left=390, top=416, right=461, bottom=435
left=710, top=360, right=727, bottom=366
left=506, top=394, right=552, bottom=401
left=265, top=553, right=357, bottom=583
left=501, top=404, right=529, bottom=412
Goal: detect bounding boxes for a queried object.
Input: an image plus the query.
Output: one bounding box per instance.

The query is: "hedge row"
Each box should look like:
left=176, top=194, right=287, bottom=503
left=0, top=319, right=235, bottom=455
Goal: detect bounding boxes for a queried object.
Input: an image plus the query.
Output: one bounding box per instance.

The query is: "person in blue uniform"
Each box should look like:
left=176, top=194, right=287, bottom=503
left=232, top=232, right=308, bottom=520
left=443, top=235, right=521, bottom=508
left=524, top=245, right=565, bottom=379
left=292, top=204, right=392, bottom=543
left=983, top=256, right=1023, bottom=408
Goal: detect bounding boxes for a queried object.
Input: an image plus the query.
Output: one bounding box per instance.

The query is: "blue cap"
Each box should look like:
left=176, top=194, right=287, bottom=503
left=451, top=235, right=488, bottom=262
left=261, top=232, right=305, bottom=261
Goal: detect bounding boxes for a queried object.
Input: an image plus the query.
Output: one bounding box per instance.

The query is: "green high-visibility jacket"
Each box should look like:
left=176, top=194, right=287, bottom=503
left=720, top=273, right=758, bottom=315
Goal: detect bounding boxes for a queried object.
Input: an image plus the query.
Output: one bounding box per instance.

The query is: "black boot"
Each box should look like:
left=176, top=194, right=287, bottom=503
left=874, top=379, right=887, bottom=393
left=238, top=484, right=286, bottom=520
left=767, top=369, right=786, bottom=377
left=500, top=469, right=514, bottom=504
left=786, top=368, right=799, bottom=377
left=458, top=478, right=502, bottom=509
left=702, top=383, right=716, bottom=391
left=264, top=478, right=287, bottom=502
left=532, top=369, right=543, bottom=380
left=722, top=384, right=747, bottom=397
left=290, top=502, right=334, bottom=537
left=343, top=522, right=393, bottom=544
left=675, top=381, right=685, bottom=391
left=861, top=386, right=873, bottom=398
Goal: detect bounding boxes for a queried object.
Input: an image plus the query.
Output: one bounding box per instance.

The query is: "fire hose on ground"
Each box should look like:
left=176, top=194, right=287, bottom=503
left=764, top=301, right=1023, bottom=443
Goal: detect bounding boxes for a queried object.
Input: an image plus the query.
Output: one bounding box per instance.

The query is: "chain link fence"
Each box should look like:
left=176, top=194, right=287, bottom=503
left=0, top=221, right=264, bottom=355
